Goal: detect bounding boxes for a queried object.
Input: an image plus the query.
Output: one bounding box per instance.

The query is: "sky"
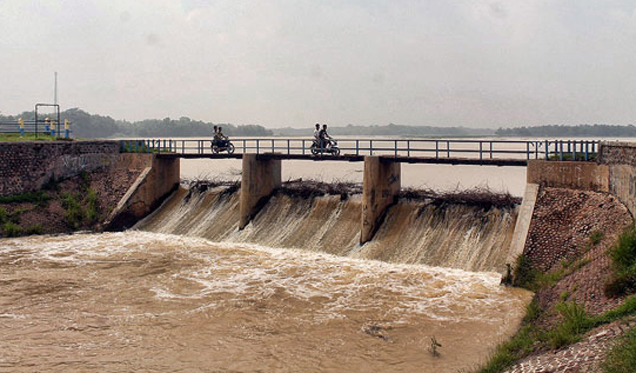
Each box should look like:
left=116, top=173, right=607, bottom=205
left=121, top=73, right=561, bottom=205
left=1, top=0, right=635, bottom=128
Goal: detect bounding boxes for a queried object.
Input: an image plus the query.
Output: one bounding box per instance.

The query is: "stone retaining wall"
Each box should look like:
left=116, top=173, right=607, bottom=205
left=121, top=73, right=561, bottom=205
left=0, top=141, right=121, bottom=196
left=599, top=141, right=636, bottom=217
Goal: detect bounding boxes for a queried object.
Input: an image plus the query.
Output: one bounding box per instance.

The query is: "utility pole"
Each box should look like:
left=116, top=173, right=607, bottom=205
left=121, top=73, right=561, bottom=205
left=54, top=72, right=58, bottom=105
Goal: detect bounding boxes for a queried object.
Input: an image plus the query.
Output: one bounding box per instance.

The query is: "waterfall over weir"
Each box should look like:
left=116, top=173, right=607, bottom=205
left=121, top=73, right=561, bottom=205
left=136, top=186, right=518, bottom=273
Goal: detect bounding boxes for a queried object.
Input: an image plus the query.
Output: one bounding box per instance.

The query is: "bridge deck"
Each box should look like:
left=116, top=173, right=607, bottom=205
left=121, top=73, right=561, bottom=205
left=124, top=138, right=599, bottom=167
left=157, top=152, right=528, bottom=166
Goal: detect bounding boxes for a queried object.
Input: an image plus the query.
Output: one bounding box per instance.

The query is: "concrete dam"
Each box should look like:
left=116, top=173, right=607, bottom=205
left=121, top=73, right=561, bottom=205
left=136, top=184, right=519, bottom=273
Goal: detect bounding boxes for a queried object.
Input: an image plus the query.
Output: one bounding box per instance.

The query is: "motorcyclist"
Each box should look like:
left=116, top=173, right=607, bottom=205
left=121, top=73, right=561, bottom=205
left=215, top=126, right=228, bottom=148
left=212, top=125, right=219, bottom=147
left=319, top=124, right=332, bottom=149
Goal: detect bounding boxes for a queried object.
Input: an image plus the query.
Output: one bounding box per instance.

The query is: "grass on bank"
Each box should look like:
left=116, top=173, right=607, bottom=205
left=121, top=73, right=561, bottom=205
left=602, top=326, right=636, bottom=373
left=606, top=226, right=636, bottom=297
left=478, top=297, right=636, bottom=373
left=0, top=190, right=51, bottom=206
left=0, top=133, right=66, bottom=142
left=0, top=172, right=99, bottom=237
left=479, top=228, right=636, bottom=373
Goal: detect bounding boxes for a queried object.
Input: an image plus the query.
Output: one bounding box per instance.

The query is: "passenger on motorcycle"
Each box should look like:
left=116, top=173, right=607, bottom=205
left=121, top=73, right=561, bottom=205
left=313, top=123, right=321, bottom=147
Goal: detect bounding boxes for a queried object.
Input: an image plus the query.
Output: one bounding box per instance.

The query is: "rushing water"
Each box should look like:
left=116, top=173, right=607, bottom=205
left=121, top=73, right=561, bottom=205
left=138, top=187, right=518, bottom=273
left=0, top=232, right=531, bottom=372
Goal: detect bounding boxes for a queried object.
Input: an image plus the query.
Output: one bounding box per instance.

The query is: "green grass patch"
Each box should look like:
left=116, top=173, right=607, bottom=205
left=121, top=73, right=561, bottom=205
left=2, top=221, right=22, bottom=237
left=548, top=301, right=592, bottom=349
left=512, top=254, right=589, bottom=291
left=549, top=153, right=598, bottom=161
left=606, top=226, right=636, bottom=297
left=24, top=223, right=43, bottom=235
left=602, top=326, right=636, bottom=373
left=478, top=296, right=636, bottom=373
left=590, top=230, right=604, bottom=246
left=61, top=188, right=100, bottom=229
left=0, top=133, right=63, bottom=142
left=0, top=190, right=51, bottom=206
left=62, top=192, right=83, bottom=229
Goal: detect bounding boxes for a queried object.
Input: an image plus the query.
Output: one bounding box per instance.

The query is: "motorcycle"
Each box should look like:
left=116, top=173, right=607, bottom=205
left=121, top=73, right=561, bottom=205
left=310, top=139, right=340, bottom=156
left=211, top=139, right=235, bottom=154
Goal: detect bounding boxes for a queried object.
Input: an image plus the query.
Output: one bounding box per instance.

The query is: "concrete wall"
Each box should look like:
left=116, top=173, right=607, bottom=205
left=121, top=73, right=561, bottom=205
left=239, top=154, right=282, bottom=229
left=505, top=183, right=539, bottom=278
left=0, top=141, right=121, bottom=196
left=599, top=141, right=636, bottom=217
left=361, top=156, right=401, bottom=244
left=105, top=155, right=181, bottom=230
left=527, top=160, right=609, bottom=192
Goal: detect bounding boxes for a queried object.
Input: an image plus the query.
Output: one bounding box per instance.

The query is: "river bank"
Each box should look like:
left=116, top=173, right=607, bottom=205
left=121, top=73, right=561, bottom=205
left=480, top=187, right=636, bottom=372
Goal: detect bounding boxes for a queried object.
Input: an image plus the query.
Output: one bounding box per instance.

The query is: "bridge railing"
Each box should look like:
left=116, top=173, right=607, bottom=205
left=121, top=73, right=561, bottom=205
left=120, top=138, right=599, bottom=161
left=0, top=120, right=72, bottom=138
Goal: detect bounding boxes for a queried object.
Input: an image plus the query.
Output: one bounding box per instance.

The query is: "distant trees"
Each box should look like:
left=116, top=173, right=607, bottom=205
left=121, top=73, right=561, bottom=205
left=273, top=123, right=493, bottom=137
left=495, top=124, right=636, bottom=137
left=0, top=108, right=273, bottom=138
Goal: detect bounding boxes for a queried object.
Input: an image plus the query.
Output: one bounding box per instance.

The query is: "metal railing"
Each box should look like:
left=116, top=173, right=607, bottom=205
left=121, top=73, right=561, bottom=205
left=120, top=138, right=599, bottom=161
left=0, top=120, right=72, bottom=138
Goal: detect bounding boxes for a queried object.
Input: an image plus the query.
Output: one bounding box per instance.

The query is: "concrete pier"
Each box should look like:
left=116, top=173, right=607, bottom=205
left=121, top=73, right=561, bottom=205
left=361, top=156, right=401, bottom=244
left=239, top=154, right=282, bottom=229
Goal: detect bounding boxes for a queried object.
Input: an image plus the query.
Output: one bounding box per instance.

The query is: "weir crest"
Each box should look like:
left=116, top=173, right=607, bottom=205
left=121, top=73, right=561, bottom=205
left=136, top=184, right=519, bottom=273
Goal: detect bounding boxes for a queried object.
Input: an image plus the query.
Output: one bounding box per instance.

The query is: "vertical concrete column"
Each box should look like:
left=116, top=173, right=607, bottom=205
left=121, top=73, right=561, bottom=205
left=239, top=154, right=282, bottom=229
left=361, top=156, right=401, bottom=244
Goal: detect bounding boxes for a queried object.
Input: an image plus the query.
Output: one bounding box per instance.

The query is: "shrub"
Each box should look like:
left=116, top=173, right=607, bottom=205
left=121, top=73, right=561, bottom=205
left=84, top=189, right=98, bottom=224
left=2, top=221, right=22, bottom=237
left=62, top=192, right=83, bottom=229
left=590, top=231, right=604, bottom=246
left=61, top=189, right=100, bottom=229
left=24, top=224, right=43, bottom=235
left=523, top=299, right=543, bottom=323
left=512, top=254, right=538, bottom=290
left=548, top=301, right=592, bottom=349
left=606, top=226, right=636, bottom=297
left=0, top=191, right=50, bottom=206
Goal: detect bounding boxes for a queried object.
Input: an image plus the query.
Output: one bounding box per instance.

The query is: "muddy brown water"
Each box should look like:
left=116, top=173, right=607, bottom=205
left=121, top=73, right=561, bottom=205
left=0, top=232, right=531, bottom=372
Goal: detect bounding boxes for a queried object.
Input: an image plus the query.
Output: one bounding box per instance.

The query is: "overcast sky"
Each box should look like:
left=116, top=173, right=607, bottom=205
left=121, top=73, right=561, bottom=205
left=1, top=1, right=635, bottom=128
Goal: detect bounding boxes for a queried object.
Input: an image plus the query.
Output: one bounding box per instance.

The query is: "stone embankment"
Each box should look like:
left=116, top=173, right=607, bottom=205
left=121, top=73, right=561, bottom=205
left=0, top=141, right=179, bottom=237
left=526, top=187, right=632, bottom=316
left=502, top=185, right=633, bottom=372
left=505, top=319, right=636, bottom=373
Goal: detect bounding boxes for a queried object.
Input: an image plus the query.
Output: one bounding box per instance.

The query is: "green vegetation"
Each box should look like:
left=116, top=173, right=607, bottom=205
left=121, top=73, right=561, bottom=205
left=2, top=221, right=22, bottom=237
left=24, top=223, right=43, bottom=235
left=602, top=326, right=636, bottom=373
left=606, top=226, right=636, bottom=297
left=0, top=190, right=50, bottom=206
left=478, top=296, right=636, bottom=373
left=496, top=124, right=636, bottom=137
left=481, top=234, right=636, bottom=373
left=590, top=230, right=604, bottom=246
left=60, top=173, right=99, bottom=229
left=0, top=133, right=60, bottom=142
left=61, top=191, right=98, bottom=229
left=511, top=254, right=589, bottom=291
left=548, top=153, right=598, bottom=161
left=1, top=108, right=272, bottom=138
left=273, top=123, right=494, bottom=137
left=121, top=143, right=174, bottom=153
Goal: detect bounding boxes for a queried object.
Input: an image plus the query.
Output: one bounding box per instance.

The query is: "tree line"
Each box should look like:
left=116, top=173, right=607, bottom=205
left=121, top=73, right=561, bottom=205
left=272, top=123, right=494, bottom=137
left=0, top=108, right=273, bottom=138
left=495, top=124, right=636, bottom=137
